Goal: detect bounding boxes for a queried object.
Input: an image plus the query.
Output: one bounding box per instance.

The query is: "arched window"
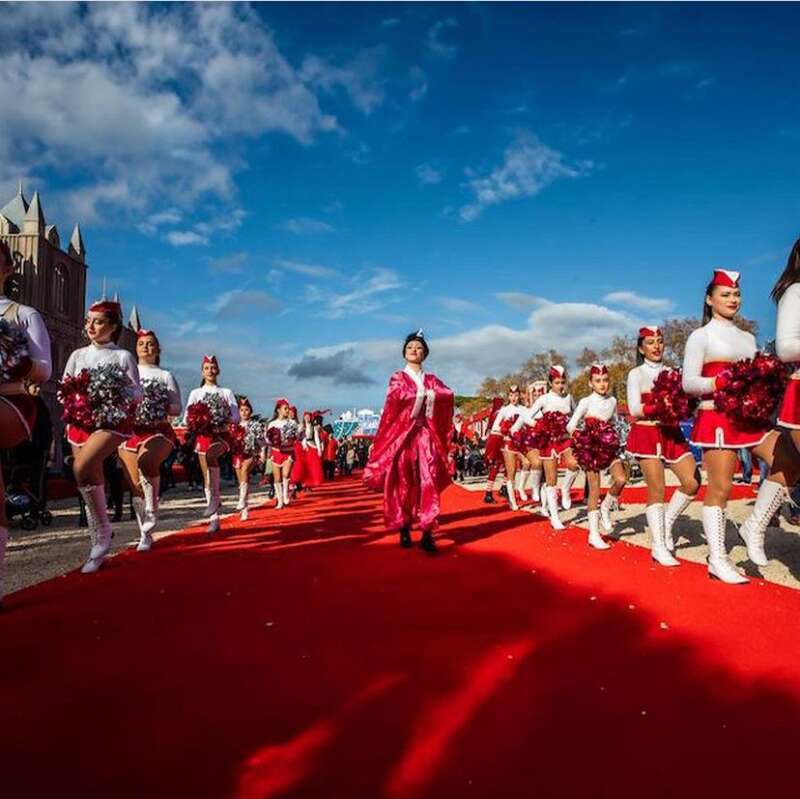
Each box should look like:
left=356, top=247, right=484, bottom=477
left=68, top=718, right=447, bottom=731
left=52, top=263, right=69, bottom=314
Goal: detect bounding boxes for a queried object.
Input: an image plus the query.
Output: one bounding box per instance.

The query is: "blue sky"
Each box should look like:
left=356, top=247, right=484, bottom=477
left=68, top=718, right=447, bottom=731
left=3, top=2, right=800, bottom=414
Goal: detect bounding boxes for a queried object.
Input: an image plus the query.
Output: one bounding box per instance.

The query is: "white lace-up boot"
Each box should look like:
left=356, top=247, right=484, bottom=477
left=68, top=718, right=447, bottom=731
left=703, top=506, right=748, bottom=584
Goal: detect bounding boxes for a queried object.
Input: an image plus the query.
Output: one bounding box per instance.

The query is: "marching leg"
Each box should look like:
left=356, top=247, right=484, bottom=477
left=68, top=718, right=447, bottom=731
left=664, top=489, right=693, bottom=553
left=646, top=503, right=680, bottom=567
left=703, top=506, right=748, bottom=584
left=545, top=485, right=565, bottom=530
left=737, top=479, right=785, bottom=566
left=79, top=484, right=113, bottom=574
left=587, top=509, right=610, bottom=550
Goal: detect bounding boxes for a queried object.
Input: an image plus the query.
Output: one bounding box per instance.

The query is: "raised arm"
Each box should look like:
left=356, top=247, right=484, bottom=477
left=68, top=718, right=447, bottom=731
left=682, top=327, right=714, bottom=396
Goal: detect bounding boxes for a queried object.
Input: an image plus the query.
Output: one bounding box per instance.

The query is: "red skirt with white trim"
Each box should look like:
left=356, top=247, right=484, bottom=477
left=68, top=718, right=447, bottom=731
left=1, top=393, right=37, bottom=439
left=67, top=423, right=132, bottom=447
left=778, top=377, right=800, bottom=430
left=541, top=438, right=573, bottom=460
left=626, top=422, right=692, bottom=463
left=690, top=409, right=770, bottom=449
left=121, top=422, right=178, bottom=453
left=195, top=434, right=230, bottom=455
left=271, top=450, right=293, bottom=466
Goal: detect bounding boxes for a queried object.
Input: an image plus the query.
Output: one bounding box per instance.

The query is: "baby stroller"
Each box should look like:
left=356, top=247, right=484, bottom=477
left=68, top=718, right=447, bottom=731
left=2, top=437, right=52, bottom=531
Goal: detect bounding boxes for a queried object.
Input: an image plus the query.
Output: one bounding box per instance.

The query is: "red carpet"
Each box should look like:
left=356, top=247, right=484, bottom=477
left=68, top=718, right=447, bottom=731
left=2, top=477, right=799, bottom=798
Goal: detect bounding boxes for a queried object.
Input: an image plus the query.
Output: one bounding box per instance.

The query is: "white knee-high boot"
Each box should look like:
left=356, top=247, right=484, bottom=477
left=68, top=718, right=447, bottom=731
left=505, top=480, right=518, bottom=511
left=239, top=481, right=250, bottom=520
left=274, top=481, right=284, bottom=509
left=516, top=470, right=529, bottom=502
left=79, top=484, right=113, bottom=574
left=561, top=469, right=578, bottom=510
left=530, top=468, right=543, bottom=502
left=737, top=479, right=786, bottom=567
left=282, top=477, right=291, bottom=506
left=664, top=490, right=693, bottom=552
left=588, top=509, right=610, bottom=550
left=703, top=506, right=748, bottom=584
left=599, top=493, right=617, bottom=534
left=138, top=475, right=159, bottom=547
left=646, top=504, right=680, bottom=567
left=0, top=526, right=8, bottom=605
left=545, top=486, right=565, bottom=530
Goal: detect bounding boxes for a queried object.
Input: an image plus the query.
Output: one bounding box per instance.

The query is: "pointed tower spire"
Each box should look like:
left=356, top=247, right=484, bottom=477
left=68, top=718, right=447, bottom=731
left=18, top=178, right=23, bottom=196
left=129, top=305, right=141, bottom=332
left=68, top=223, right=85, bottom=262
left=101, top=277, right=107, bottom=301
left=112, top=290, right=120, bottom=303
left=22, top=190, right=45, bottom=234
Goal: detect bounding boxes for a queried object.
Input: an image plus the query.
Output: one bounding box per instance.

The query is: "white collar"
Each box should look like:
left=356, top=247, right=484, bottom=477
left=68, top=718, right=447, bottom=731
left=643, top=359, right=661, bottom=370
left=404, top=364, right=425, bottom=385
left=90, top=341, right=116, bottom=350
left=591, top=391, right=610, bottom=401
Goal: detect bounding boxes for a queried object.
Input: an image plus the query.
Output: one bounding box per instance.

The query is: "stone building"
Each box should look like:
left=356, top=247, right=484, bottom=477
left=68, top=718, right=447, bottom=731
left=1, top=182, right=139, bottom=465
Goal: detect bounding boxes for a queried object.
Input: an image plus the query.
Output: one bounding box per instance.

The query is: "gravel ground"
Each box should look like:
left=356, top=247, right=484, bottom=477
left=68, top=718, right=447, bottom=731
left=4, top=480, right=274, bottom=596
left=459, top=472, right=800, bottom=590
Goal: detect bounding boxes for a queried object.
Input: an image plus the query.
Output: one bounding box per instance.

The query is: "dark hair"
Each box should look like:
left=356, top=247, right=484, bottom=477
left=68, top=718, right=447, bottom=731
left=403, top=331, right=429, bottom=359
left=137, top=332, right=161, bottom=366
left=701, top=280, right=718, bottom=325
left=200, top=357, right=219, bottom=387
left=771, top=238, right=800, bottom=303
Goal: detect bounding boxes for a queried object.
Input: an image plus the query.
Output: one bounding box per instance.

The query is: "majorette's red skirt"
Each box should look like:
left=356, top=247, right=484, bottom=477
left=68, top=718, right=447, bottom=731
left=690, top=406, right=770, bottom=449
left=484, top=432, right=504, bottom=463
left=121, top=422, right=178, bottom=453
left=540, top=438, right=573, bottom=460
left=626, top=421, right=693, bottom=463
left=195, top=434, right=229, bottom=455
left=0, top=393, right=37, bottom=439
left=233, top=451, right=260, bottom=469
left=501, top=434, right=521, bottom=455
left=778, top=376, right=800, bottom=430
left=271, top=450, right=293, bottom=466
left=67, top=424, right=131, bottom=448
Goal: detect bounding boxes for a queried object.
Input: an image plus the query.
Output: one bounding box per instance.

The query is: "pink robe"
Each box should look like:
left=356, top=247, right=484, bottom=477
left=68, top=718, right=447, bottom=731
left=364, top=368, right=454, bottom=531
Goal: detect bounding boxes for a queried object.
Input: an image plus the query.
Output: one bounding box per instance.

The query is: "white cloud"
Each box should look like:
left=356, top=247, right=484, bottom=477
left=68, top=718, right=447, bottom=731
left=208, top=251, right=249, bottom=274
left=137, top=207, right=183, bottom=235
left=300, top=47, right=386, bottom=115
left=603, top=291, right=674, bottom=313
left=416, top=163, right=442, bottom=185
left=279, top=217, right=336, bottom=234
left=209, top=289, right=280, bottom=317
left=426, top=18, right=459, bottom=59
left=166, top=230, right=209, bottom=246
left=273, top=258, right=341, bottom=278
left=0, top=3, right=378, bottom=224
left=459, top=133, right=590, bottom=222
left=306, top=268, right=404, bottom=319
left=437, top=296, right=479, bottom=313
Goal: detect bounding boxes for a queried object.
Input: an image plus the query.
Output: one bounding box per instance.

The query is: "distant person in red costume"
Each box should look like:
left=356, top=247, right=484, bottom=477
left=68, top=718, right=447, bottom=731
left=365, top=330, right=454, bottom=554
left=321, top=424, right=338, bottom=480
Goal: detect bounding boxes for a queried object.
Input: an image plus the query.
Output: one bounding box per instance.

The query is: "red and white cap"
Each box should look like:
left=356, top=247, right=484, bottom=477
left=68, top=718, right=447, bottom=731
left=136, top=328, right=156, bottom=339
left=638, top=325, right=661, bottom=338
left=590, top=362, right=608, bottom=376
left=711, top=269, right=740, bottom=288
left=275, top=397, right=290, bottom=407
left=508, top=384, right=520, bottom=394
left=88, top=300, right=122, bottom=316
left=202, top=354, right=218, bottom=367
left=549, top=364, right=566, bottom=380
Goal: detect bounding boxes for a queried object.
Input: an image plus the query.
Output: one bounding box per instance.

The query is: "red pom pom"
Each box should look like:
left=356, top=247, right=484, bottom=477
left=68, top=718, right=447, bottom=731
left=712, top=353, right=788, bottom=428
left=573, top=418, right=620, bottom=471
left=57, top=370, right=94, bottom=430
left=649, top=369, right=697, bottom=425
left=186, top=401, right=213, bottom=435
left=229, top=423, right=245, bottom=455
left=530, top=411, right=569, bottom=451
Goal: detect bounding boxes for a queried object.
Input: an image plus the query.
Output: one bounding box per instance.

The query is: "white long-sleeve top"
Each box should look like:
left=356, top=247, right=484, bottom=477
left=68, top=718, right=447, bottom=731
left=511, top=391, right=573, bottom=434
left=567, top=392, right=617, bottom=435
left=626, top=360, right=666, bottom=419
left=681, top=317, right=757, bottom=397
left=185, top=384, right=239, bottom=424
left=1, top=294, right=52, bottom=386
left=490, top=403, right=525, bottom=434
left=63, top=342, right=142, bottom=402
left=301, top=421, right=322, bottom=453
left=138, top=364, right=183, bottom=418
left=776, top=283, right=800, bottom=375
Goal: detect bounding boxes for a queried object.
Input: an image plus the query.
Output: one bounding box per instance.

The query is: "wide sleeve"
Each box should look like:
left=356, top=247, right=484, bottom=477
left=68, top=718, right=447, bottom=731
left=62, top=348, right=78, bottom=380
left=121, top=352, right=143, bottom=402
left=567, top=397, right=587, bottom=435
left=20, top=306, right=52, bottom=384
left=776, top=284, right=800, bottom=364
left=682, top=327, right=713, bottom=396
left=626, top=369, right=643, bottom=419
left=609, top=396, right=618, bottom=422
left=165, top=371, right=183, bottom=417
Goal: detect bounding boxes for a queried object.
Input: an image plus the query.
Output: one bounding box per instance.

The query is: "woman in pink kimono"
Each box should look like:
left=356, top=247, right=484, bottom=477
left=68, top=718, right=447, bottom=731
left=365, top=330, right=454, bottom=554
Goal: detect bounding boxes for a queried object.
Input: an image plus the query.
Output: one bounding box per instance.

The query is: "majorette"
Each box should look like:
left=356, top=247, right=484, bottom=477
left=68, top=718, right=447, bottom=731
left=61, top=298, right=143, bottom=574
left=119, top=329, right=183, bottom=551
left=775, top=241, right=800, bottom=432
left=489, top=384, right=526, bottom=511
left=184, top=355, right=239, bottom=533
left=232, top=396, right=266, bottom=521
left=625, top=325, right=698, bottom=567
left=567, top=362, right=627, bottom=548
left=267, top=398, right=299, bottom=510
left=0, top=240, right=53, bottom=606
left=682, top=269, right=792, bottom=583
left=482, top=396, right=506, bottom=504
